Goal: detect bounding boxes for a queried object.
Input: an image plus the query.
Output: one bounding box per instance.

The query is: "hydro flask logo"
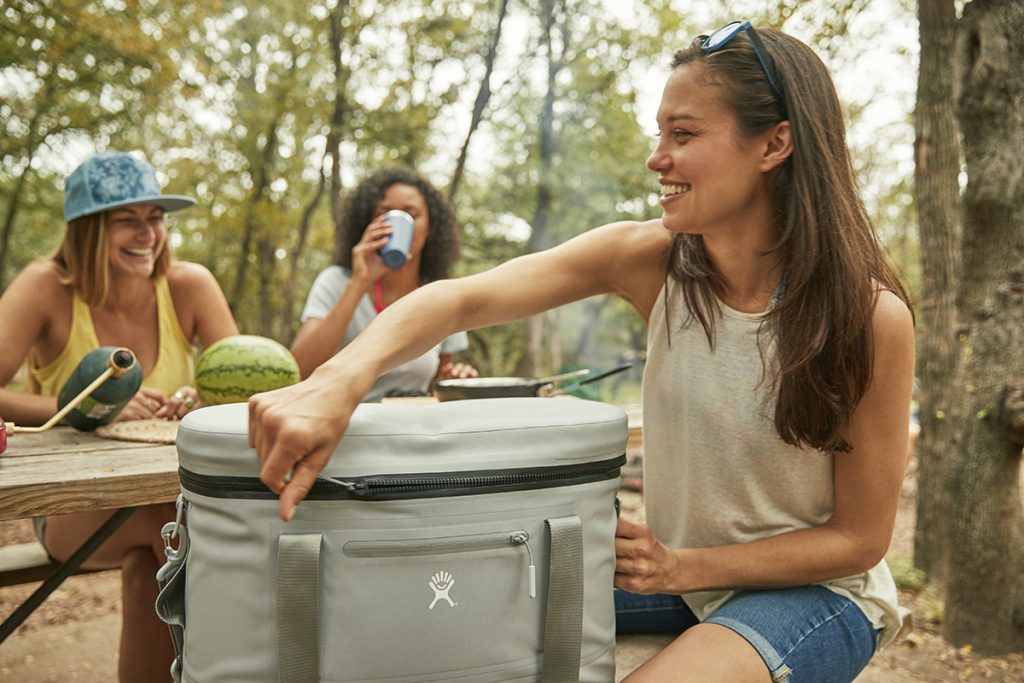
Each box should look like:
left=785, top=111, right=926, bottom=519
left=428, top=570, right=456, bottom=609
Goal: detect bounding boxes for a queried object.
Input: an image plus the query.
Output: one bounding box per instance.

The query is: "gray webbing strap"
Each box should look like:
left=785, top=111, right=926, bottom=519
left=541, top=515, right=584, bottom=683
left=277, top=534, right=323, bottom=683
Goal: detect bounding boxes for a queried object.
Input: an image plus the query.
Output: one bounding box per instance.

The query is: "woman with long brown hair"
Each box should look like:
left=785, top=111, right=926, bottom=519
left=249, top=22, right=914, bottom=682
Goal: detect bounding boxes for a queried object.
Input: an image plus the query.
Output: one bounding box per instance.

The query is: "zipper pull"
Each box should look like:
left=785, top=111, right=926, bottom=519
left=511, top=531, right=536, bottom=599
left=318, top=475, right=365, bottom=494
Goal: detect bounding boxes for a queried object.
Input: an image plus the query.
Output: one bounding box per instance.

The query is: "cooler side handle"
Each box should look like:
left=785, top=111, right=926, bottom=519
left=277, top=534, right=322, bottom=683
left=541, top=514, right=584, bottom=683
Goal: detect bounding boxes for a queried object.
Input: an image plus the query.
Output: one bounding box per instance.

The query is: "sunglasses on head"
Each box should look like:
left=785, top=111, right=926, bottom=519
left=701, top=20, right=787, bottom=114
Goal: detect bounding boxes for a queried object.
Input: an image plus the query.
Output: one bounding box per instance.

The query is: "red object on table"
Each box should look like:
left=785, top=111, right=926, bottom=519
left=0, top=419, right=6, bottom=454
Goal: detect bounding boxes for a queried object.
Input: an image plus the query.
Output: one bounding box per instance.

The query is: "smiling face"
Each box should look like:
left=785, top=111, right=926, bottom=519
left=374, top=183, right=430, bottom=260
left=105, top=203, right=168, bottom=278
left=647, top=64, right=779, bottom=242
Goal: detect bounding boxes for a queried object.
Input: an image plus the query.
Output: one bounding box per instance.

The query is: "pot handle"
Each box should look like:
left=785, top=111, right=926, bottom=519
left=546, top=362, right=633, bottom=397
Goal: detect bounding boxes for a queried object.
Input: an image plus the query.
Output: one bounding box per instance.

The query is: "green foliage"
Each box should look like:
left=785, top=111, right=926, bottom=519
left=0, top=0, right=204, bottom=284
left=888, top=554, right=928, bottom=592
left=887, top=554, right=945, bottom=624
left=0, top=0, right=921, bottom=393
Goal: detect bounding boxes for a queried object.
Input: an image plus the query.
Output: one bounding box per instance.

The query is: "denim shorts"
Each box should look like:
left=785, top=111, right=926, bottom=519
left=615, top=586, right=880, bottom=683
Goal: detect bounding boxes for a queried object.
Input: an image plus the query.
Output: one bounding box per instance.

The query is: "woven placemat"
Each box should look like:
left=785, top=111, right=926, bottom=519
left=95, top=419, right=180, bottom=444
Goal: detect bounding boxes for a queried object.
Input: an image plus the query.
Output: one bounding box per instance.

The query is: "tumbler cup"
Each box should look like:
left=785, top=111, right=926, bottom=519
left=380, top=210, right=415, bottom=269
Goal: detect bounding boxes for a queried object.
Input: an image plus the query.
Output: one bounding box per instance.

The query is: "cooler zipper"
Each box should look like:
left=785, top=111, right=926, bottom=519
left=178, top=453, right=625, bottom=502
left=343, top=529, right=530, bottom=558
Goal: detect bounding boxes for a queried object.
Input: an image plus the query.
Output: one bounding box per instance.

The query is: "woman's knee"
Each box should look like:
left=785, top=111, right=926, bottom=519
left=625, top=624, right=771, bottom=682
left=121, top=546, right=161, bottom=592
left=44, top=503, right=174, bottom=567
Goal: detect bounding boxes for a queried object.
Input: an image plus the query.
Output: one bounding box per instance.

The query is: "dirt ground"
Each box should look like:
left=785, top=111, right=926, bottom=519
left=2, top=452, right=1023, bottom=681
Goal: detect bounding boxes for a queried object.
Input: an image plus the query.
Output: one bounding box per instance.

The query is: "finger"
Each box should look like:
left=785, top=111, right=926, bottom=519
left=279, top=452, right=329, bottom=522
left=248, top=395, right=260, bottom=449
left=614, top=552, right=656, bottom=587
left=356, top=223, right=392, bottom=246
left=248, top=393, right=275, bottom=457
left=169, top=388, right=189, bottom=409
left=456, top=364, right=478, bottom=379
left=615, top=517, right=646, bottom=539
left=614, top=572, right=649, bottom=594
left=258, top=424, right=305, bottom=494
left=134, top=397, right=159, bottom=418
left=140, top=387, right=168, bottom=404
left=171, top=400, right=188, bottom=420
left=156, top=398, right=178, bottom=418
left=615, top=536, right=641, bottom=560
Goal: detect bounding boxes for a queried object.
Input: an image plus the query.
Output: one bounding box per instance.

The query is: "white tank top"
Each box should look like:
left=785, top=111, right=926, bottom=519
left=642, top=281, right=906, bottom=647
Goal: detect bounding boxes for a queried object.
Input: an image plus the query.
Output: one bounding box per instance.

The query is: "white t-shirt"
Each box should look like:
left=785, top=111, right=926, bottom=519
left=301, top=266, right=469, bottom=402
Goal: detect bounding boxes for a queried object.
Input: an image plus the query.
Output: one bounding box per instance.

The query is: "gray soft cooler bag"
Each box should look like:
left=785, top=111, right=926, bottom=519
left=158, top=398, right=626, bottom=683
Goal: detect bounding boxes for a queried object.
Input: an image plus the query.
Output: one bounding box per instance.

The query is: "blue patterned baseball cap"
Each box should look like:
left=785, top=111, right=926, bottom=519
left=63, top=152, right=196, bottom=222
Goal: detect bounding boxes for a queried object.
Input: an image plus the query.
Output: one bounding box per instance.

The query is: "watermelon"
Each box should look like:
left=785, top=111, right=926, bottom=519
left=195, top=335, right=301, bottom=405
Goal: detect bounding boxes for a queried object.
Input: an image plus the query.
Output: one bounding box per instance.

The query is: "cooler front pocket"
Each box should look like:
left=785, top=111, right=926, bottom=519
left=277, top=511, right=583, bottom=682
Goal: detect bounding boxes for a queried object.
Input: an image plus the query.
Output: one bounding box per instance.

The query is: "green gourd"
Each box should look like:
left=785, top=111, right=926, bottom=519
left=57, top=347, right=143, bottom=430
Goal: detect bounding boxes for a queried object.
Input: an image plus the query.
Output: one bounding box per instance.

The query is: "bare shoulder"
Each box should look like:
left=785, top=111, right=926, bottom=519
left=580, top=219, right=671, bottom=320
left=869, top=289, right=915, bottom=385
left=17, top=259, right=63, bottom=285
left=872, top=289, right=914, bottom=343
left=0, top=260, right=71, bottom=360
left=586, top=219, right=673, bottom=256
left=166, top=260, right=237, bottom=343
left=166, top=260, right=222, bottom=297
left=6, top=260, right=69, bottom=304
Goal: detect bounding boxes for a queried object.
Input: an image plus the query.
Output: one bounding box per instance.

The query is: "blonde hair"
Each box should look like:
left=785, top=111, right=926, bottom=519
left=51, top=211, right=172, bottom=306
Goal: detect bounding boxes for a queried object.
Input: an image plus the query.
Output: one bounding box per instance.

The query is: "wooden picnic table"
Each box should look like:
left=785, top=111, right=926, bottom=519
left=0, top=427, right=179, bottom=522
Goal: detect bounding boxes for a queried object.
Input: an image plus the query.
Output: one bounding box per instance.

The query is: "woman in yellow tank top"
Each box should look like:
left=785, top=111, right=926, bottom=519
left=0, top=153, right=238, bottom=682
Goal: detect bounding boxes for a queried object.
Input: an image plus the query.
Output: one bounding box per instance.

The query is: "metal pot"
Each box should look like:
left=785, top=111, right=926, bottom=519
left=433, top=363, right=632, bottom=402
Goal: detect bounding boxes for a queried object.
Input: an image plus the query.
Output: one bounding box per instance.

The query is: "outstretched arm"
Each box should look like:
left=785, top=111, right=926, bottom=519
left=249, top=219, right=670, bottom=520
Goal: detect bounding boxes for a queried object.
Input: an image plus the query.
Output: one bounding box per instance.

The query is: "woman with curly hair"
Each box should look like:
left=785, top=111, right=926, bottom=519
left=292, top=166, right=476, bottom=400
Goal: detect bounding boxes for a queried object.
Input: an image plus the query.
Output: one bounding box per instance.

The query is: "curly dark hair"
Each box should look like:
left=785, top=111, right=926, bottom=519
left=334, top=167, right=460, bottom=282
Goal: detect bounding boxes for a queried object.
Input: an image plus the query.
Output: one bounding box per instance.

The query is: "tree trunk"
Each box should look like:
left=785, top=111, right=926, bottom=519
left=448, top=0, right=509, bottom=202
left=327, top=0, right=351, bottom=258
left=913, top=0, right=962, bottom=585
left=942, top=0, right=1024, bottom=653
left=230, top=115, right=280, bottom=307
left=518, top=0, right=562, bottom=378
left=0, top=157, right=33, bottom=290
left=0, top=99, right=45, bottom=289
left=256, top=235, right=277, bottom=338
left=279, top=149, right=328, bottom=341
left=569, top=296, right=612, bottom=366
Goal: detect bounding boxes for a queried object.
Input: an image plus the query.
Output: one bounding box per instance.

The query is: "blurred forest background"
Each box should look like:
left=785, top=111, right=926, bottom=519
left=0, top=0, right=918, bottom=404
left=4, top=0, right=1024, bottom=658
